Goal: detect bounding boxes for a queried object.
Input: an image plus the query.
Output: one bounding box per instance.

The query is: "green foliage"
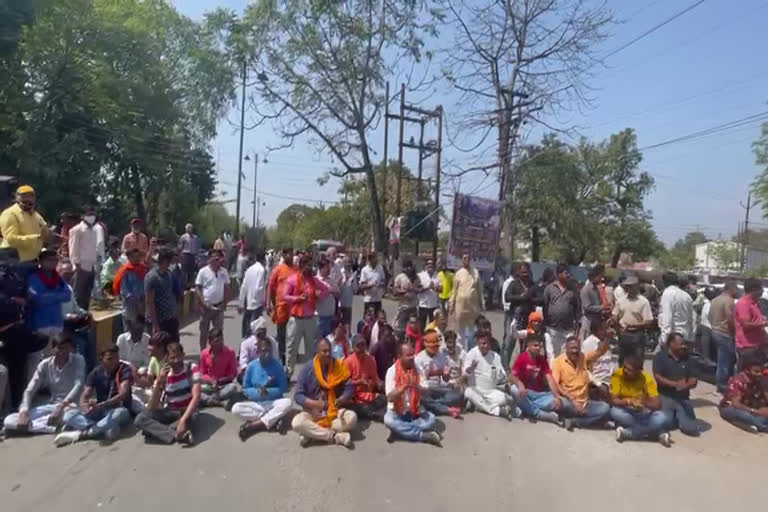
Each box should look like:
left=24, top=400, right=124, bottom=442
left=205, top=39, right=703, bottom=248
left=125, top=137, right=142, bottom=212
left=0, top=0, right=235, bottom=234
left=752, top=120, right=768, bottom=217
left=708, top=241, right=741, bottom=271
left=516, top=129, right=660, bottom=265
left=657, top=231, right=708, bottom=270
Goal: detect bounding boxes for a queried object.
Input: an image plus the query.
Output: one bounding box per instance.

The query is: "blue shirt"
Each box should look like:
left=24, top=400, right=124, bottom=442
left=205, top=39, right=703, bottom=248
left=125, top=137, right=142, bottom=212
left=119, top=269, right=144, bottom=301
left=293, top=360, right=354, bottom=408
left=26, top=272, right=71, bottom=331
left=242, top=357, right=288, bottom=402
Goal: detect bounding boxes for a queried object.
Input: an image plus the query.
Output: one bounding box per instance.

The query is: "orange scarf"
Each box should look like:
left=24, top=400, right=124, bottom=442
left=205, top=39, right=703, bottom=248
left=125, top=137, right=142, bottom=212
left=313, top=356, right=349, bottom=428
left=393, top=358, right=420, bottom=416
left=112, top=262, right=148, bottom=295
left=291, top=271, right=317, bottom=316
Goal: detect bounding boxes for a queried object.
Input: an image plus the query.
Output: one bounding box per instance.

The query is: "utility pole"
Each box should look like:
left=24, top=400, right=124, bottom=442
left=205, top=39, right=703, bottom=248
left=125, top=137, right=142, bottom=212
left=739, top=191, right=753, bottom=272
left=251, top=153, right=258, bottom=229
left=382, top=82, right=389, bottom=218
left=235, top=60, right=247, bottom=238
left=433, top=106, right=443, bottom=262
left=396, top=83, right=405, bottom=218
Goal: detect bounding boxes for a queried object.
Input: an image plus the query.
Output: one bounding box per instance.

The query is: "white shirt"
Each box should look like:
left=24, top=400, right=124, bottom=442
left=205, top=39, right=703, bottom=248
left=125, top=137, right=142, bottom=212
left=700, top=300, right=712, bottom=329
left=195, top=265, right=230, bottom=306
left=581, top=334, right=617, bottom=387
left=236, top=254, right=249, bottom=281
left=614, top=285, right=626, bottom=302
left=329, top=261, right=344, bottom=289
left=659, top=285, right=694, bottom=340
left=501, top=276, right=514, bottom=311
left=360, top=264, right=386, bottom=303
left=239, top=261, right=267, bottom=310
left=384, top=364, right=406, bottom=411
left=68, top=221, right=99, bottom=271
left=417, top=270, right=441, bottom=309
left=116, top=331, right=151, bottom=368
left=463, top=346, right=506, bottom=391
left=414, top=350, right=452, bottom=390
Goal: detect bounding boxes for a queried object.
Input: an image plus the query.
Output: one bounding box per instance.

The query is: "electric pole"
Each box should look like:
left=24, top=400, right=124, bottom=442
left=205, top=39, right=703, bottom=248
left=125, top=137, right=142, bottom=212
left=739, top=191, right=754, bottom=272
left=251, top=153, right=258, bottom=228
left=235, top=60, right=247, bottom=238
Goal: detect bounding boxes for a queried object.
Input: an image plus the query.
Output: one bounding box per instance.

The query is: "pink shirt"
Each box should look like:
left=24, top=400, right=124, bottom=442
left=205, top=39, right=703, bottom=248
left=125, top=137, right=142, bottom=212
left=199, top=345, right=238, bottom=385
left=734, top=295, right=767, bottom=349
left=283, top=273, right=330, bottom=318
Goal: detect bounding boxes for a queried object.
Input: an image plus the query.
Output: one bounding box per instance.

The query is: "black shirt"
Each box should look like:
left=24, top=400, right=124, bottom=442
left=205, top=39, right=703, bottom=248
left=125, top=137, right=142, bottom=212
left=86, top=362, right=133, bottom=409
left=652, top=349, right=693, bottom=400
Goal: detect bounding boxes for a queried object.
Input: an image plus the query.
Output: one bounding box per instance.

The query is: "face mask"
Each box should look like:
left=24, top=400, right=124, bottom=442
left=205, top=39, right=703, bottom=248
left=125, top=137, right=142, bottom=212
left=84, top=215, right=96, bottom=225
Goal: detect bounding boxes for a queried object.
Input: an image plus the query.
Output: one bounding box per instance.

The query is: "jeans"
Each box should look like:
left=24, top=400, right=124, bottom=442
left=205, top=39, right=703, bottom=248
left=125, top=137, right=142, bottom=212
left=560, top=398, right=610, bottom=428
left=316, top=315, right=335, bottom=339
left=231, top=398, right=292, bottom=429
left=199, top=305, right=225, bottom=352
left=618, top=330, right=647, bottom=366
left=347, top=395, right=387, bottom=422
left=181, top=252, right=197, bottom=288
left=73, top=268, right=95, bottom=310
left=458, top=325, right=477, bottom=351
left=200, top=381, right=240, bottom=406
left=545, top=327, right=570, bottom=366
left=660, top=395, right=699, bottom=436
left=276, top=322, right=287, bottom=364
left=395, top=306, right=417, bottom=334
left=464, top=387, right=512, bottom=416
left=286, top=316, right=317, bottom=374
left=384, top=409, right=437, bottom=442
left=610, top=406, right=670, bottom=440
left=510, top=386, right=556, bottom=418
left=421, top=388, right=463, bottom=416
left=719, top=406, right=768, bottom=432
left=134, top=408, right=197, bottom=444
left=418, top=307, right=436, bottom=331
left=711, top=331, right=736, bottom=392
left=3, top=402, right=80, bottom=434
left=63, top=406, right=132, bottom=437
left=241, top=307, right=264, bottom=339
left=71, top=326, right=97, bottom=375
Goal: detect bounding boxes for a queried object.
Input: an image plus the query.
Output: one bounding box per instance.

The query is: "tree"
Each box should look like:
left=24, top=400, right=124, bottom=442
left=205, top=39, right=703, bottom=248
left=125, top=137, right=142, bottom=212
left=752, top=117, right=768, bottom=216
left=214, top=0, right=440, bottom=253
left=443, top=0, right=613, bottom=260
left=709, top=241, right=741, bottom=271
left=657, top=231, right=708, bottom=270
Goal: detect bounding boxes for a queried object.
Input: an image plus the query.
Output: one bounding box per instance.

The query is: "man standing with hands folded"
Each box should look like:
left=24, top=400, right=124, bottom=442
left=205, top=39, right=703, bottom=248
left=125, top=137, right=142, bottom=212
left=195, top=250, right=230, bottom=352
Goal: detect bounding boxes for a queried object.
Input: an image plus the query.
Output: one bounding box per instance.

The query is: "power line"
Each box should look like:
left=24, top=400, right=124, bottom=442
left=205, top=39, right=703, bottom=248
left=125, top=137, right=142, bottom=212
left=602, top=0, right=707, bottom=60
left=638, top=111, right=768, bottom=151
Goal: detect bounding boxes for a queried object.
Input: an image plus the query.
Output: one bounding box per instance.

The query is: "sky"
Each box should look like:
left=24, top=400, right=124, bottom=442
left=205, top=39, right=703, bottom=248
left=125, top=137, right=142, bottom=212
left=174, top=0, right=768, bottom=246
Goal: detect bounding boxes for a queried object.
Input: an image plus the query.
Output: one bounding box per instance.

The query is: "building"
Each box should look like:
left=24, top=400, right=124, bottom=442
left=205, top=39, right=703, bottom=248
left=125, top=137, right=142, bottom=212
left=695, top=241, right=768, bottom=276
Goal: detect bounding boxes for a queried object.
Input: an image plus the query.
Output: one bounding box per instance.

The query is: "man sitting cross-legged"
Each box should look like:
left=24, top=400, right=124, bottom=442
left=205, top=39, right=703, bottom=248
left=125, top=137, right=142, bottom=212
left=344, top=334, right=387, bottom=421
left=611, top=353, right=672, bottom=447
left=3, top=333, right=85, bottom=436
left=718, top=354, right=768, bottom=433
left=291, top=337, right=357, bottom=448
left=414, top=331, right=463, bottom=418
left=134, top=341, right=201, bottom=446
left=238, top=317, right=280, bottom=380
left=233, top=337, right=292, bottom=441
left=199, top=327, right=240, bottom=408
left=383, top=342, right=441, bottom=445
left=509, top=335, right=563, bottom=425
left=54, top=345, right=134, bottom=446
left=653, top=332, right=700, bottom=437
left=463, top=331, right=515, bottom=420
left=551, top=335, right=611, bottom=431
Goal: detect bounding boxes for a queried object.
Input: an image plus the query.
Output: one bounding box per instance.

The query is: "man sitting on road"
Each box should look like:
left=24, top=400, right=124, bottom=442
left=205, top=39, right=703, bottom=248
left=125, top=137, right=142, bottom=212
left=581, top=321, right=618, bottom=401
left=718, top=354, right=768, bottom=433
left=442, top=330, right=466, bottom=390
left=509, top=336, right=562, bottom=424
left=653, top=332, right=700, bottom=437
left=134, top=341, right=200, bottom=446
left=199, top=327, right=240, bottom=408
left=232, top=337, right=292, bottom=441
left=610, top=353, right=672, bottom=446
left=3, top=333, right=85, bottom=436
left=53, top=345, right=133, bottom=446
left=371, top=324, right=398, bottom=381
left=291, top=338, right=356, bottom=448
left=463, top=331, right=515, bottom=419
left=116, top=314, right=151, bottom=369
left=344, top=334, right=386, bottom=421
left=415, top=331, right=463, bottom=418
left=551, top=336, right=611, bottom=431
left=384, top=341, right=442, bottom=445
left=238, top=317, right=279, bottom=380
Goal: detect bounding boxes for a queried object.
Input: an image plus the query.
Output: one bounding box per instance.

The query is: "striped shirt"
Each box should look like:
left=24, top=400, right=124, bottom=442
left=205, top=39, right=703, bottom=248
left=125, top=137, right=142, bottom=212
left=165, top=361, right=201, bottom=410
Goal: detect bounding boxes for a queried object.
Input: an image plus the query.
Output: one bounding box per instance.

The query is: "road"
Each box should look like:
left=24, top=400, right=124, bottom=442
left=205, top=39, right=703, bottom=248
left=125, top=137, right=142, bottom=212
left=1, top=297, right=765, bottom=512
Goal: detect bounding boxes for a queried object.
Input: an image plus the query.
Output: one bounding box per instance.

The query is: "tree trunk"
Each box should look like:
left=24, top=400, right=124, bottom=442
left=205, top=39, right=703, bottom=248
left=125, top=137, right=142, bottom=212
left=129, top=165, right=146, bottom=222
left=610, top=246, right=622, bottom=268
left=531, top=225, right=540, bottom=262
left=365, top=164, right=386, bottom=253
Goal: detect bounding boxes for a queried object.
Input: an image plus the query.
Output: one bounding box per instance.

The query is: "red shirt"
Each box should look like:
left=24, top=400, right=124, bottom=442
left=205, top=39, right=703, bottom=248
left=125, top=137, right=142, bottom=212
left=199, top=345, right=238, bottom=385
left=734, top=295, right=767, bottom=349
left=512, top=351, right=551, bottom=392
left=344, top=353, right=379, bottom=404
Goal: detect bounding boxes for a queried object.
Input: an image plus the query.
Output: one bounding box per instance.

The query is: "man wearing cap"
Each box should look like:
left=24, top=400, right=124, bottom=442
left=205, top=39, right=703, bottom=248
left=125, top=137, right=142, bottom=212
left=612, top=275, right=653, bottom=365
left=68, top=205, right=100, bottom=310
left=177, top=223, right=200, bottom=287
left=238, top=317, right=280, bottom=379
left=121, top=218, right=149, bottom=256
left=0, top=185, right=51, bottom=262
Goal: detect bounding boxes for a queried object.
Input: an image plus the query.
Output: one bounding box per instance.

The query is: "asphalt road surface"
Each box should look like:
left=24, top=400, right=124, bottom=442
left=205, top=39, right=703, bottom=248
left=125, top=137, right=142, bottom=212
left=1, top=297, right=765, bottom=512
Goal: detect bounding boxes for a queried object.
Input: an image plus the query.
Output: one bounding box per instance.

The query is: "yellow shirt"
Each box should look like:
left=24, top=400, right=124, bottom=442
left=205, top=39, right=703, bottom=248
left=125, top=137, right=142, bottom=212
left=438, top=270, right=453, bottom=300
left=610, top=368, right=658, bottom=406
left=551, top=350, right=602, bottom=406
left=0, top=203, right=46, bottom=262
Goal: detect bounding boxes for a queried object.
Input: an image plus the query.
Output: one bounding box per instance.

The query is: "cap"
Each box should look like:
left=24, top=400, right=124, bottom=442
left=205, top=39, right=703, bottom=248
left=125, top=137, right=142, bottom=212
left=16, top=185, right=35, bottom=195
left=623, top=275, right=639, bottom=285
left=250, top=317, right=267, bottom=333
left=130, top=218, right=142, bottom=224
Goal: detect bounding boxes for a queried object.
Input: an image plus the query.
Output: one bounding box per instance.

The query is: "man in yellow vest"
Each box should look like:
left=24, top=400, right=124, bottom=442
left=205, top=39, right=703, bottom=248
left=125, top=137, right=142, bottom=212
left=0, top=185, right=51, bottom=262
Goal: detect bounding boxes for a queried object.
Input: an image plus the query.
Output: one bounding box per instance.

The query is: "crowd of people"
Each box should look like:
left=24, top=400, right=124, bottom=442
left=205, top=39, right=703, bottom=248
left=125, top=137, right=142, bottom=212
left=1, top=184, right=768, bottom=451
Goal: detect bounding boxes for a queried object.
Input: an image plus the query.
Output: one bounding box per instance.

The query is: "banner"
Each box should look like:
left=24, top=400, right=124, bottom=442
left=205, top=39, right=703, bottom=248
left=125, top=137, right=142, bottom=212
left=446, top=193, right=502, bottom=271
